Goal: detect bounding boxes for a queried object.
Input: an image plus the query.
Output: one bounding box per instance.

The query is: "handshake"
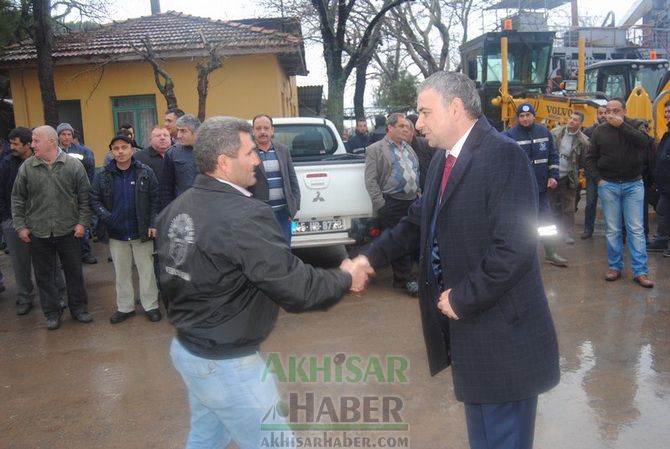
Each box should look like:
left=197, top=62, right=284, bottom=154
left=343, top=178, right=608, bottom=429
left=339, top=255, right=375, bottom=294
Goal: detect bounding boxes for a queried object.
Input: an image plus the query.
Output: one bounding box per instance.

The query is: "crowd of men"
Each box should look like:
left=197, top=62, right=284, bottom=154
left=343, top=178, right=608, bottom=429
left=348, top=98, right=668, bottom=290
left=0, top=110, right=302, bottom=329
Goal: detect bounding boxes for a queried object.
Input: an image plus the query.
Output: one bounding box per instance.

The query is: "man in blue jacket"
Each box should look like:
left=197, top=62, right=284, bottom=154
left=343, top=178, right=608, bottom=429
left=503, top=103, right=568, bottom=266
left=91, top=134, right=162, bottom=323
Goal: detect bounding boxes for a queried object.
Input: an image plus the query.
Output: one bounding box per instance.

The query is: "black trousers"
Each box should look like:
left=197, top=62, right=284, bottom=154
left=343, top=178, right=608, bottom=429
left=378, top=196, right=416, bottom=285
left=31, top=233, right=89, bottom=318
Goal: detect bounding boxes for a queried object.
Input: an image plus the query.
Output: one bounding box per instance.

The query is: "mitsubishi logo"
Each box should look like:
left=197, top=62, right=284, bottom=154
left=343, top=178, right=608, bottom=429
left=313, top=191, right=325, bottom=202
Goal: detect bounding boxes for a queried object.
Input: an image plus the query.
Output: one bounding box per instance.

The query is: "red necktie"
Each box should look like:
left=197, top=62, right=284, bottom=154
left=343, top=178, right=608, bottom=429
left=439, top=154, right=456, bottom=197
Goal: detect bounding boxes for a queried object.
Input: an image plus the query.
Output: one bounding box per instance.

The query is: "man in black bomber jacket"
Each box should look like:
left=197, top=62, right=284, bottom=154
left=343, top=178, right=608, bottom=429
left=155, top=116, right=370, bottom=449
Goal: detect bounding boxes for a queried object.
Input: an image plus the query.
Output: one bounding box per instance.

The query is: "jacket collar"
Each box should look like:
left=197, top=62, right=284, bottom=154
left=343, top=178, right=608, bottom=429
left=30, top=149, right=67, bottom=167
left=192, top=174, right=249, bottom=197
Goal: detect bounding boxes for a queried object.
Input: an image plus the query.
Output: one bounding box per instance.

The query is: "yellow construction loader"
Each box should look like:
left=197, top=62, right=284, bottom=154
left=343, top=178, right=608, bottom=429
left=460, top=30, right=670, bottom=139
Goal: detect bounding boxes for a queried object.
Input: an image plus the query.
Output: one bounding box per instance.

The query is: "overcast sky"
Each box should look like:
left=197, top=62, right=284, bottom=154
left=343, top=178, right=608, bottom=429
left=103, top=0, right=634, bottom=106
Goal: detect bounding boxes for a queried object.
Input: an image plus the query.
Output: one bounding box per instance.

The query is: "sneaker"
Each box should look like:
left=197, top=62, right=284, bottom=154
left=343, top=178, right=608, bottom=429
left=580, top=231, right=593, bottom=240
left=664, top=249, right=670, bottom=258
left=646, top=241, right=668, bottom=252
left=564, top=236, right=575, bottom=245
left=405, top=281, right=419, bottom=297
left=72, top=311, right=93, bottom=323
left=110, top=310, right=135, bottom=324
left=46, top=315, right=62, bottom=330
left=81, top=254, right=98, bottom=264
left=16, top=303, right=33, bottom=316
left=145, top=308, right=162, bottom=322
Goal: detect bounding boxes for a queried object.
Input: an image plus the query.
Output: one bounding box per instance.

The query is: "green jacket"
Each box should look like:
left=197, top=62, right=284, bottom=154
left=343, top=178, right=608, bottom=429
left=11, top=150, right=91, bottom=238
left=551, top=125, right=589, bottom=189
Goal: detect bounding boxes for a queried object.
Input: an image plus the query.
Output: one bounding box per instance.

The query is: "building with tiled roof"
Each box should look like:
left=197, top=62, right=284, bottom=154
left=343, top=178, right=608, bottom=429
left=0, top=11, right=306, bottom=159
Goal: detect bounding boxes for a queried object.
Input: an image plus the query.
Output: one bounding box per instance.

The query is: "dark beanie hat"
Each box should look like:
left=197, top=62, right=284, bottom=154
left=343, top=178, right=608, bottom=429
left=516, top=103, right=536, bottom=116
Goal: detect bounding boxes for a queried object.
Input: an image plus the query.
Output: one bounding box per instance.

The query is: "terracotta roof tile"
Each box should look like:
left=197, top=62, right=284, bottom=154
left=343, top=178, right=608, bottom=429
left=0, top=11, right=306, bottom=75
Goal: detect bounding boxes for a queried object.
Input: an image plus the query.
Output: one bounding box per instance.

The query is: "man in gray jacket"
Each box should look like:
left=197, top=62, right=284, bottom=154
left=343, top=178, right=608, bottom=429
left=364, top=113, right=420, bottom=295
left=12, top=125, right=92, bottom=330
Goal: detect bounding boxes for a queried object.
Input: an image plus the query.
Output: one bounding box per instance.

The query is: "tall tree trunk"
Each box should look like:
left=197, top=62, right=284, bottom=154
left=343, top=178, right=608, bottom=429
left=326, top=76, right=346, bottom=133
left=33, top=0, right=58, bottom=126
left=353, top=57, right=371, bottom=120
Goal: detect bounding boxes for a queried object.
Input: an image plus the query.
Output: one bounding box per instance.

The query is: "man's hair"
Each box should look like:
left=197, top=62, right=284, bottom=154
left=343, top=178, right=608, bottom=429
left=418, top=71, right=482, bottom=119
left=165, top=108, right=185, bottom=118
left=608, top=98, right=626, bottom=109
left=194, top=116, right=253, bottom=174
left=252, top=114, right=273, bottom=127
left=119, top=123, right=133, bottom=130
left=176, top=114, right=202, bottom=132
left=355, top=117, right=367, bottom=124
left=386, top=112, right=406, bottom=128
left=406, top=114, right=418, bottom=126
left=8, top=127, right=32, bottom=145
left=374, top=114, right=386, bottom=127
left=151, top=125, right=169, bottom=134
left=571, top=110, right=585, bottom=123
left=664, top=99, right=670, bottom=108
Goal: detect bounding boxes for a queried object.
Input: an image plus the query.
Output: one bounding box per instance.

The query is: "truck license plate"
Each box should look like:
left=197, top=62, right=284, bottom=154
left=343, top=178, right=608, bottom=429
left=291, top=219, right=344, bottom=234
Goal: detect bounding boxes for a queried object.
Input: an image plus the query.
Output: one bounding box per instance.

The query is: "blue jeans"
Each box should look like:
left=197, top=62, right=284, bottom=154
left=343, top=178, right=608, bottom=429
left=598, top=180, right=648, bottom=277
left=170, top=338, right=287, bottom=449
left=583, top=176, right=598, bottom=234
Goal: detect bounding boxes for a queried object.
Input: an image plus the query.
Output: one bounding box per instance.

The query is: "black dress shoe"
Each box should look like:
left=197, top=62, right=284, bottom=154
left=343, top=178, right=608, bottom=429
left=72, top=311, right=93, bottom=323
left=145, top=308, right=162, bottom=322
left=110, top=310, right=135, bottom=324
left=17, top=303, right=33, bottom=316
left=81, top=254, right=98, bottom=264
left=46, top=315, right=61, bottom=330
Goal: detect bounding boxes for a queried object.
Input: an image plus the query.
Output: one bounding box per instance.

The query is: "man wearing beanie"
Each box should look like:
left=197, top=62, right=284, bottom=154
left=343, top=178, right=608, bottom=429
left=503, top=103, right=568, bottom=266
left=57, top=122, right=98, bottom=264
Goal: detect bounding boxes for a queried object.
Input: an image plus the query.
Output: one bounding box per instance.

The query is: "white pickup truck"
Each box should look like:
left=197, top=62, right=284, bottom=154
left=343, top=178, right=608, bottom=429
left=271, top=117, right=375, bottom=248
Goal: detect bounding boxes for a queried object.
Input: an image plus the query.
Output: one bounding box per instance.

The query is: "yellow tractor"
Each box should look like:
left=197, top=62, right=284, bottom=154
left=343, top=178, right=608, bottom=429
left=460, top=30, right=670, bottom=139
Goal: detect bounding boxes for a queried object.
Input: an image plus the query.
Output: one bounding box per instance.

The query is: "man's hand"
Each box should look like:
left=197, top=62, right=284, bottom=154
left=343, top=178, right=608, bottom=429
left=74, top=224, right=86, bottom=238
left=148, top=228, right=157, bottom=238
left=18, top=227, right=31, bottom=243
left=606, top=114, right=623, bottom=128
left=547, top=178, right=558, bottom=189
left=340, top=255, right=375, bottom=294
left=437, top=289, right=460, bottom=320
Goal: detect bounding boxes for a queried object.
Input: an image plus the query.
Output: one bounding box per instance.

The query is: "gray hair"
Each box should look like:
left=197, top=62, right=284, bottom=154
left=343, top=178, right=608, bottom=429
left=194, top=116, right=252, bottom=174
left=418, top=71, right=482, bottom=119
left=386, top=112, right=406, bottom=127
left=176, top=114, right=202, bottom=132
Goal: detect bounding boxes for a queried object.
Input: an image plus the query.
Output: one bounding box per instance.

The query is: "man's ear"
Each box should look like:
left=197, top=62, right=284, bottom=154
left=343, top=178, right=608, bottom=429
left=217, top=153, right=230, bottom=174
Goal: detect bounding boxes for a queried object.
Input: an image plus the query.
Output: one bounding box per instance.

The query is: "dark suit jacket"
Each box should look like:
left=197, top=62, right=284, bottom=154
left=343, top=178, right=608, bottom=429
left=364, top=117, right=560, bottom=404
left=249, top=142, right=301, bottom=218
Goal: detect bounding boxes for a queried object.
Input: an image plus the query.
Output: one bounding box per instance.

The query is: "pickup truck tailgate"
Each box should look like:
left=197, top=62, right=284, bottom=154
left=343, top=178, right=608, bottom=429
left=294, top=159, right=372, bottom=220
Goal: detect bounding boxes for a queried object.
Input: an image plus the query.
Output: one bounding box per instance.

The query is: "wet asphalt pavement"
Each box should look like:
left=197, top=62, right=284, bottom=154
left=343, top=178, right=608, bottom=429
left=0, top=210, right=668, bottom=449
